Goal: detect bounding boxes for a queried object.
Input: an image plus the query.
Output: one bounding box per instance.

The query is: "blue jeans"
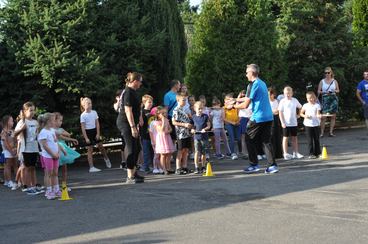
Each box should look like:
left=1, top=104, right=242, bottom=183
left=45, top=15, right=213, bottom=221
left=225, top=123, right=241, bottom=154
left=141, top=139, right=153, bottom=170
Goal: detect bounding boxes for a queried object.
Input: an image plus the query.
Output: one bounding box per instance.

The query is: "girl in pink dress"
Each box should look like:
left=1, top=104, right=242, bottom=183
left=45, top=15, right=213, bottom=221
left=154, top=106, right=176, bottom=174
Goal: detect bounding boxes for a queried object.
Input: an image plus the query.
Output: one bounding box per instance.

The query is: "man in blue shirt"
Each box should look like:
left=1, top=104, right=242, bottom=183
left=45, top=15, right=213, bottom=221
left=235, top=64, right=278, bottom=174
left=356, top=70, right=368, bottom=131
left=164, top=79, right=181, bottom=140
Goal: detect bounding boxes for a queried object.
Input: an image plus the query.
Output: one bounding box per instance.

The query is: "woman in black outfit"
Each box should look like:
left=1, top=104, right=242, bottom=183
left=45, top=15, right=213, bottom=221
left=116, top=72, right=144, bottom=184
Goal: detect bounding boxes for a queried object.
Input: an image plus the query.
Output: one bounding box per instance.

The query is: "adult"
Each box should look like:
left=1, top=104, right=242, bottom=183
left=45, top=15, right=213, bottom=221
left=164, top=79, right=181, bottom=139
left=356, top=70, right=368, bottom=131
left=317, top=67, right=340, bottom=137
left=116, top=72, right=144, bottom=184
left=235, top=64, right=278, bottom=174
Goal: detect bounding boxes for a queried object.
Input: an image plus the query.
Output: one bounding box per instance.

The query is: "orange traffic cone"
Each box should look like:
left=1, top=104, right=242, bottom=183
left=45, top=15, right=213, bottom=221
left=59, top=182, right=72, bottom=201
left=203, top=162, right=214, bottom=177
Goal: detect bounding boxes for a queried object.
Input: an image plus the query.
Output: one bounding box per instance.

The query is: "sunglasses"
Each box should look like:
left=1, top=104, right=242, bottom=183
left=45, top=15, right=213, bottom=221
left=325, top=72, right=331, bottom=74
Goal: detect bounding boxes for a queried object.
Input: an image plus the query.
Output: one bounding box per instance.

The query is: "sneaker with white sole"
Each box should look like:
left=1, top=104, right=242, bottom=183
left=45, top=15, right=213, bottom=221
left=283, top=153, right=292, bottom=160
left=89, top=167, right=101, bottom=173
left=152, top=168, right=160, bottom=174
left=45, top=191, right=56, bottom=200
left=104, top=158, right=112, bottom=168
left=244, top=165, right=260, bottom=174
left=265, top=165, right=279, bottom=174
left=231, top=153, right=238, bottom=160
left=11, top=182, right=20, bottom=191
left=292, top=152, right=304, bottom=159
left=257, top=155, right=263, bottom=160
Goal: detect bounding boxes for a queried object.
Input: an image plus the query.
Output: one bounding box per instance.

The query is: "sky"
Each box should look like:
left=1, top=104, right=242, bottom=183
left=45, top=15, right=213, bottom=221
left=190, top=0, right=202, bottom=6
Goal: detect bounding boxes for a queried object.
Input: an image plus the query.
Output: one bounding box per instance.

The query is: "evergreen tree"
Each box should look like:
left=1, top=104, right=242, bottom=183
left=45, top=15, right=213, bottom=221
left=352, top=0, right=368, bottom=47
left=186, top=0, right=286, bottom=99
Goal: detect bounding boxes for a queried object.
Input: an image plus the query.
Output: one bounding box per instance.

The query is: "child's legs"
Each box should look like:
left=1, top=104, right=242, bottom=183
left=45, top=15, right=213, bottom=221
left=9, top=158, right=18, bottom=180
left=282, top=136, right=289, bottom=154
left=225, top=124, right=235, bottom=153
left=234, top=125, right=241, bottom=153
left=291, top=136, right=298, bottom=153
left=51, top=164, right=59, bottom=187
left=181, top=148, right=189, bottom=168
left=313, top=127, right=321, bottom=155
left=165, top=153, right=172, bottom=170
left=214, top=129, right=222, bottom=154
left=16, top=164, right=24, bottom=184
left=97, top=142, right=108, bottom=159
left=176, top=150, right=182, bottom=169
left=4, top=159, right=12, bottom=181
left=160, top=154, right=167, bottom=171
left=305, top=126, right=314, bottom=155
left=44, top=169, right=52, bottom=188
left=142, top=139, right=153, bottom=170
left=220, top=128, right=231, bottom=154
left=61, top=165, right=67, bottom=183
left=87, top=146, right=94, bottom=167
left=153, top=153, right=160, bottom=169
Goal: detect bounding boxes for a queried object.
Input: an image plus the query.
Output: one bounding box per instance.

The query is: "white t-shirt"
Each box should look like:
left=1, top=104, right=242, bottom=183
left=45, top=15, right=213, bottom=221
left=238, top=108, right=252, bottom=118
left=302, top=103, right=321, bottom=127
left=38, top=128, right=58, bottom=158
left=278, top=97, right=302, bottom=127
left=80, top=110, right=98, bottom=129
left=15, top=119, right=39, bottom=152
left=270, top=100, right=279, bottom=112
left=210, top=108, right=224, bottom=129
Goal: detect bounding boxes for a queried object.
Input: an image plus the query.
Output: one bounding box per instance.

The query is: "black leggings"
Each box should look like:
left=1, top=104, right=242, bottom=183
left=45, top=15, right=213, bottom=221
left=120, top=125, right=141, bottom=170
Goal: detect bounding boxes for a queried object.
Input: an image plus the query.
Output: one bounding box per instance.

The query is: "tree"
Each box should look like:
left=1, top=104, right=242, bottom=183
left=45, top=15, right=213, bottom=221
left=352, top=0, right=368, bottom=47
left=186, top=0, right=286, bottom=99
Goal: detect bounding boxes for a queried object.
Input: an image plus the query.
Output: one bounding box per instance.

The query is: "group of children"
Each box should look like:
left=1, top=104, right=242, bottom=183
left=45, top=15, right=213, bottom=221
left=0, top=84, right=325, bottom=193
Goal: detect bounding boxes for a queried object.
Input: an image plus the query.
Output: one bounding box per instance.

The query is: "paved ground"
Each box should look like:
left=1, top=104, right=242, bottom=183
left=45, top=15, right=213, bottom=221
left=1, top=128, right=368, bottom=244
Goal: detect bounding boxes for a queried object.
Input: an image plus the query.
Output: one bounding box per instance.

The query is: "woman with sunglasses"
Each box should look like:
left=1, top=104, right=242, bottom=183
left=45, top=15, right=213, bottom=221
left=317, top=67, right=340, bottom=137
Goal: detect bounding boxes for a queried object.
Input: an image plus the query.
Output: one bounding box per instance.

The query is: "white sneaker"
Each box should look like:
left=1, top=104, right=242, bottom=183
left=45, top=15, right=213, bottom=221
left=104, top=158, right=112, bottom=168
left=152, top=168, right=160, bottom=174
left=257, top=155, right=263, bottom=160
left=283, top=153, right=292, bottom=160
left=89, top=167, right=101, bottom=173
left=261, top=154, right=267, bottom=159
left=3, top=181, right=9, bottom=187
left=11, top=182, right=19, bottom=191
left=293, top=152, right=304, bottom=159
left=7, top=181, right=14, bottom=189
left=231, top=153, right=238, bottom=160
left=158, top=168, right=164, bottom=174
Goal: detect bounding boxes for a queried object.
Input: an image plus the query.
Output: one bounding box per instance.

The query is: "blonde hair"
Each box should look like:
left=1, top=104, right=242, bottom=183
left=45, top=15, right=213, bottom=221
left=283, top=86, right=293, bottom=93
left=324, top=67, right=334, bottom=78
left=37, top=113, right=55, bottom=131
left=54, top=112, right=63, bottom=120
left=306, top=91, right=316, bottom=99
left=80, top=97, right=91, bottom=112
left=142, top=94, right=153, bottom=104
left=18, top=101, right=35, bottom=121
left=193, top=101, right=203, bottom=110
left=154, top=106, right=167, bottom=120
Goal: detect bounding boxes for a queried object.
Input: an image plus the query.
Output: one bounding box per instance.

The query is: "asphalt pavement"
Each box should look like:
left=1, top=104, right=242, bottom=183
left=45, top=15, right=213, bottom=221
left=1, top=127, right=368, bottom=244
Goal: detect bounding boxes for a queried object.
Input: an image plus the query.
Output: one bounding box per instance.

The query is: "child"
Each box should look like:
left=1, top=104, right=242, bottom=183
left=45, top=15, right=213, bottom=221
left=191, top=101, right=211, bottom=174
left=38, top=113, right=65, bottom=200
left=140, top=95, right=154, bottom=173
left=114, top=89, right=127, bottom=169
left=149, top=107, right=164, bottom=174
left=188, top=95, right=196, bottom=116
left=300, top=92, right=322, bottom=159
left=210, top=97, right=231, bottom=159
left=80, top=97, right=111, bottom=172
left=172, top=94, right=192, bottom=174
left=1, top=115, right=19, bottom=190
left=154, top=106, right=176, bottom=175
left=269, top=88, right=283, bottom=159
left=14, top=102, right=44, bottom=195
left=278, top=86, right=303, bottom=160
left=54, top=112, right=80, bottom=188
left=224, top=93, right=240, bottom=160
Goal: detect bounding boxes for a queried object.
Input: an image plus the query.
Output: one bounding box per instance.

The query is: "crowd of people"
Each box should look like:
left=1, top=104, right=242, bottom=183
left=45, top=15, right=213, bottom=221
left=1, top=65, right=367, bottom=195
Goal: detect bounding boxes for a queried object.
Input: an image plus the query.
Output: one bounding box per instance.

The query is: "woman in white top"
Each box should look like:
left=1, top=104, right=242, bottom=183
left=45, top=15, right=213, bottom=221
left=317, top=67, right=340, bottom=137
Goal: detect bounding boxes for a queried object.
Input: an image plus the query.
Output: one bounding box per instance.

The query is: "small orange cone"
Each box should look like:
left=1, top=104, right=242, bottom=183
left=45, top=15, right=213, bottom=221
left=203, top=162, right=214, bottom=177
left=321, top=145, right=328, bottom=160
left=59, top=182, right=72, bottom=201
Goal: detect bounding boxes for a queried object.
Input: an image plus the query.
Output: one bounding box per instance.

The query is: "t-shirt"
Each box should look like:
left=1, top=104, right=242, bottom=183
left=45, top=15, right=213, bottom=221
left=224, top=108, right=239, bottom=124
left=278, top=97, right=302, bottom=127
left=164, top=90, right=177, bottom=118
left=80, top=110, right=98, bottom=130
left=192, top=114, right=209, bottom=140
left=210, top=108, right=224, bottom=129
left=357, top=80, right=368, bottom=104
left=173, top=106, right=192, bottom=139
left=140, top=108, right=152, bottom=140
left=38, top=128, right=58, bottom=158
left=249, top=78, right=273, bottom=123
left=119, top=87, right=140, bottom=125
left=302, top=103, right=321, bottom=127
left=15, top=119, right=39, bottom=152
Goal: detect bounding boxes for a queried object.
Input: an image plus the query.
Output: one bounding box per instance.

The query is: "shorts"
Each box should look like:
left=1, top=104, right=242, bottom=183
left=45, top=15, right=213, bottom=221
left=194, top=139, right=208, bottom=155
left=177, top=137, right=192, bottom=150
left=240, top=117, right=249, bottom=134
left=85, top=128, right=102, bottom=145
left=282, top=126, right=298, bottom=137
left=41, top=156, right=59, bottom=170
left=22, top=152, right=39, bottom=167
